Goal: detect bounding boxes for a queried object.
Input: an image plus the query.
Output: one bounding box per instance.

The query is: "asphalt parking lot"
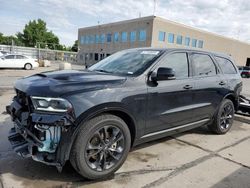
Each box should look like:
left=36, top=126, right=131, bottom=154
left=0, top=65, right=250, bottom=188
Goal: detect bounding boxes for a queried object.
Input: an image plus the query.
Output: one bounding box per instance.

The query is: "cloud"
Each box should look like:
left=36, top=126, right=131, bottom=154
left=1, top=0, right=250, bottom=45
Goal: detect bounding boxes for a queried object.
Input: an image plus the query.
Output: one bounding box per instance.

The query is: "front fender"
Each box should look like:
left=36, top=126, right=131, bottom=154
left=57, top=102, right=140, bottom=166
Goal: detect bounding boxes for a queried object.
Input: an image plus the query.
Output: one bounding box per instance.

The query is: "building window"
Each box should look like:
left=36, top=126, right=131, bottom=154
left=139, top=30, right=146, bottom=41
left=158, top=31, right=165, bottom=41
left=84, top=36, right=87, bottom=44
left=130, top=31, right=136, bottom=42
left=89, top=53, right=93, bottom=60
left=114, top=32, right=119, bottom=42
left=176, top=35, right=183, bottom=45
left=185, top=37, right=190, bottom=46
left=121, top=32, right=127, bottom=42
left=95, top=35, right=99, bottom=43
left=100, top=34, right=105, bottom=43
left=80, top=36, right=85, bottom=44
left=168, top=33, right=174, bottom=43
left=198, top=40, right=204, bottom=48
left=90, top=35, right=94, bottom=44
left=106, top=33, right=112, bottom=42
left=94, top=53, right=99, bottom=61
left=100, top=53, right=105, bottom=60
left=192, top=39, right=197, bottom=47
left=86, top=35, right=90, bottom=44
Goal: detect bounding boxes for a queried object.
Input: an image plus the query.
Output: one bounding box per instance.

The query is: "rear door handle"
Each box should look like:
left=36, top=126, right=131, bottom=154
left=183, top=85, right=193, bottom=90
left=219, top=81, right=226, bottom=86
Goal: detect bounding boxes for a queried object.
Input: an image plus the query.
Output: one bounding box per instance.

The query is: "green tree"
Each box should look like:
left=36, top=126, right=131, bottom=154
left=0, top=33, right=4, bottom=44
left=71, top=40, right=78, bottom=52
left=0, top=32, right=23, bottom=46
left=17, top=19, right=60, bottom=49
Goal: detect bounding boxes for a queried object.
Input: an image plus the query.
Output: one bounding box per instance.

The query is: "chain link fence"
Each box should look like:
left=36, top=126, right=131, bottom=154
left=0, top=44, right=78, bottom=64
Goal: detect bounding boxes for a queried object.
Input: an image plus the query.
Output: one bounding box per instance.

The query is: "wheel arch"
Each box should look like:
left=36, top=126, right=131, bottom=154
left=63, top=103, right=137, bottom=164
left=224, top=93, right=238, bottom=111
left=75, top=104, right=137, bottom=146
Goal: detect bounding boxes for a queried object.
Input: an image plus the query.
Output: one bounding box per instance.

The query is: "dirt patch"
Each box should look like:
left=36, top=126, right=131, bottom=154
left=129, top=152, right=158, bottom=163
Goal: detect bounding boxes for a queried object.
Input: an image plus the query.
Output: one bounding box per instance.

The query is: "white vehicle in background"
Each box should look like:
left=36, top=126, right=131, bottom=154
left=0, top=54, right=39, bottom=70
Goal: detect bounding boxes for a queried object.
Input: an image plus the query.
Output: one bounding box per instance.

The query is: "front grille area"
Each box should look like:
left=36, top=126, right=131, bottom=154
left=15, top=89, right=29, bottom=108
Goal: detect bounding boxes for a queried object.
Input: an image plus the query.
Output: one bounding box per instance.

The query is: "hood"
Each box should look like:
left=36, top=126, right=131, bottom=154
left=15, top=70, right=126, bottom=97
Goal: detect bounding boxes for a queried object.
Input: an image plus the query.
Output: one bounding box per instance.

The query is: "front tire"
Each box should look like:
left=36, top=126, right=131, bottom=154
left=70, top=114, right=131, bottom=180
left=24, top=63, right=32, bottom=70
left=208, top=99, right=234, bottom=134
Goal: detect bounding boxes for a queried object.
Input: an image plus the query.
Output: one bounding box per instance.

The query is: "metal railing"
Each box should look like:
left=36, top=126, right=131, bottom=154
left=0, top=44, right=78, bottom=64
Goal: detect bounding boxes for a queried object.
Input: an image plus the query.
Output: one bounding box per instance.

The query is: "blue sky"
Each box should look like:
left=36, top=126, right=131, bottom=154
left=1, top=0, right=250, bottom=46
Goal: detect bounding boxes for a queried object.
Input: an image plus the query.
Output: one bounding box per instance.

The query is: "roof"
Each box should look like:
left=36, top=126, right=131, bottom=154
left=78, top=15, right=250, bottom=46
left=78, top=16, right=154, bottom=30
left=125, top=47, right=230, bottom=58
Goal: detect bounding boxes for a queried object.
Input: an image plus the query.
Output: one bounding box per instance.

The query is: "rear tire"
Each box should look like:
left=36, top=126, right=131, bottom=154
left=208, top=99, right=234, bottom=134
left=24, top=63, right=32, bottom=70
left=70, top=114, right=131, bottom=180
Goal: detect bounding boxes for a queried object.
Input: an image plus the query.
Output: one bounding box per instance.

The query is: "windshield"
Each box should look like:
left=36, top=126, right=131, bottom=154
left=88, top=49, right=162, bottom=76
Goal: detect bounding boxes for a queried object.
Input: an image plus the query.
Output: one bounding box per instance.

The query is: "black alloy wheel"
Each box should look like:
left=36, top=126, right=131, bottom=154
left=208, top=99, right=234, bottom=134
left=219, top=103, right=234, bottom=131
left=85, top=125, right=125, bottom=172
left=70, top=114, right=131, bottom=180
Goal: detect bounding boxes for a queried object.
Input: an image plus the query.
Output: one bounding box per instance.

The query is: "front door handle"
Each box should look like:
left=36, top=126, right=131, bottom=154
left=219, top=81, right=226, bottom=86
left=183, top=85, right=193, bottom=90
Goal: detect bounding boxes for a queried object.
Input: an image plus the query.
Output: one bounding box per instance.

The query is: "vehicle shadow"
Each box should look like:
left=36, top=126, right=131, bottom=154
left=210, top=167, right=250, bottom=188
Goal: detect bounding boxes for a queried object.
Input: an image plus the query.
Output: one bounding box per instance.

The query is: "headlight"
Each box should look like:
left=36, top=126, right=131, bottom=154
left=31, top=96, right=73, bottom=112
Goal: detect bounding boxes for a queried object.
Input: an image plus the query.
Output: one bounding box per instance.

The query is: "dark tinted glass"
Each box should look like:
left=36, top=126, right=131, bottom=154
left=192, top=54, right=216, bottom=76
left=160, top=53, right=189, bottom=78
left=5, top=55, right=15, bottom=59
left=16, top=55, right=26, bottom=59
left=244, top=67, right=250, bottom=70
left=215, top=56, right=237, bottom=74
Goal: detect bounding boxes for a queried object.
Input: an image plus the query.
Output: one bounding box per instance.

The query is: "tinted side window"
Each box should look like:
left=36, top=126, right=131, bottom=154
left=192, top=54, right=216, bottom=76
left=16, top=55, right=26, bottom=59
left=160, top=53, right=189, bottom=78
left=5, top=55, right=15, bottom=59
left=215, top=56, right=237, bottom=74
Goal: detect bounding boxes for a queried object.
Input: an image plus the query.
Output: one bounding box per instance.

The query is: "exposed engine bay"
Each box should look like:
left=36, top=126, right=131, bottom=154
left=6, top=89, right=75, bottom=170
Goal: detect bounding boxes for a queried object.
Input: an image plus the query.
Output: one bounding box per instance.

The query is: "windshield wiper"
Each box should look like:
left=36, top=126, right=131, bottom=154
left=94, top=69, right=113, bottom=74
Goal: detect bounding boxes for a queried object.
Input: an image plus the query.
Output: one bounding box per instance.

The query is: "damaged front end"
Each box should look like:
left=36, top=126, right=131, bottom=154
left=6, top=89, right=75, bottom=171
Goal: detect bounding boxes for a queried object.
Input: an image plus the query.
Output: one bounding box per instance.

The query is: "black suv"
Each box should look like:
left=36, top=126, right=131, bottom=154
left=7, top=48, right=242, bottom=180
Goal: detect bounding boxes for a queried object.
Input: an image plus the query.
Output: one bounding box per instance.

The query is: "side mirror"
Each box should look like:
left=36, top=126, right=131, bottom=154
left=151, top=67, right=176, bottom=81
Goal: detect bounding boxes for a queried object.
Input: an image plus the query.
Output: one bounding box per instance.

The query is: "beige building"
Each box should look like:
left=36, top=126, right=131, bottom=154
left=78, top=16, right=250, bottom=67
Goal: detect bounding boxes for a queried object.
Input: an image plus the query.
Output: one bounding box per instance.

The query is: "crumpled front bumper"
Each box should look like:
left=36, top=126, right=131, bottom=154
left=6, top=99, right=75, bottom=169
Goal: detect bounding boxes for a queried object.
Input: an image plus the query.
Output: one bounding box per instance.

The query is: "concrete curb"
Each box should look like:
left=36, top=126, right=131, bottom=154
left=234, top=114, right=250, bottom=124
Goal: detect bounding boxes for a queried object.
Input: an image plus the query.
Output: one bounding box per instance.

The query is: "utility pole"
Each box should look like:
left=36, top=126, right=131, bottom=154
left=38, top=42, right=41, bottom=61
left=153, top=0, right=156, bottom=15
left=11, top=39, right=14, bottom=53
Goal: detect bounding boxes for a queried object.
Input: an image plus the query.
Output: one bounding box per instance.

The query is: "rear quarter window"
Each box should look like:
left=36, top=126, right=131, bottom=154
left=215, top=56, right=237, bottom=74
